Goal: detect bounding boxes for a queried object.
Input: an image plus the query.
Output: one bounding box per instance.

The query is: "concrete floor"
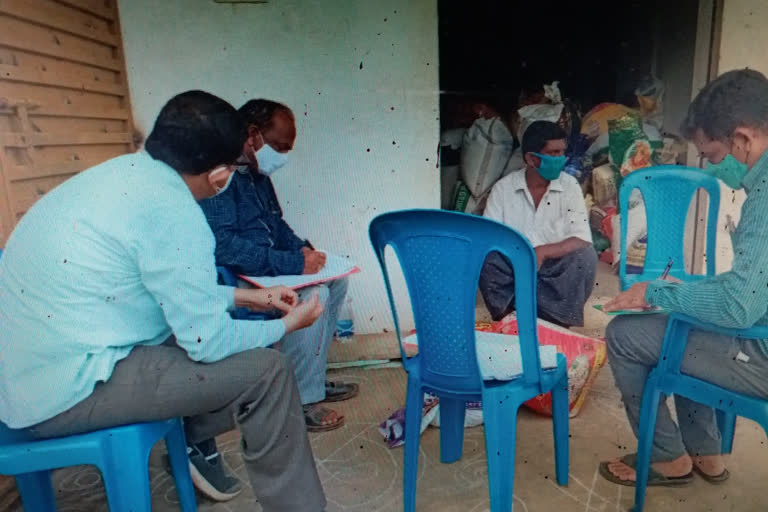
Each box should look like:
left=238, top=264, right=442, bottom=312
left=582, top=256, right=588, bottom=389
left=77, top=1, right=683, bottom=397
left=6, top=265, right=768, bottom=511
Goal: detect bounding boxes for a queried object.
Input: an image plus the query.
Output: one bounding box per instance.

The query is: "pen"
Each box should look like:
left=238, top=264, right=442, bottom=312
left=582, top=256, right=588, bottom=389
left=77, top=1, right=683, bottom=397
left=660, top=259, right=673, bottom=280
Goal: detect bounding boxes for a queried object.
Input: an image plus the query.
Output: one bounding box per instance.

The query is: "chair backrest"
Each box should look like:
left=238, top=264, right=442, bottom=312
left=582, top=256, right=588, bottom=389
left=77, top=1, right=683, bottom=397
left=369, top=209, right=544, bottom=394
left=619, top=166, right=720, bottom=290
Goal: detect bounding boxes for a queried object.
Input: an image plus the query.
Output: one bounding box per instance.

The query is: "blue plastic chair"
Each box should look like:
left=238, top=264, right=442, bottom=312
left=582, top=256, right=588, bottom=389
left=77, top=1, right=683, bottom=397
left=618, top=166, right=720, bottom=290
left=0, top=419, right=196, bottom=511
left=0, top=247, right=197, bottom=511
left=216, top=265, right=273, bottom=321
left=618, top=168, right=736, bottom=454
left=632, top=314, right=768, bottom=511
left=369, top=209, right=569, bottom=512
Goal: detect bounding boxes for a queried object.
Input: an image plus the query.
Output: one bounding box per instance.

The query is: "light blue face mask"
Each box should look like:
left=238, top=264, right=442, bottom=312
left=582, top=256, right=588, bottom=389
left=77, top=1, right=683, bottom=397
left=255, top=143, right=289, bottom=176
left=705, top=154, right=748, bottom=189
left=532, top=153, right=567, bottom=181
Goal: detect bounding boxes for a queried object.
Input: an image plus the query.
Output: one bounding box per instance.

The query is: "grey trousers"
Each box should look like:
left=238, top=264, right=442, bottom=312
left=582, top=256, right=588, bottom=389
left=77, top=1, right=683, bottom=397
left=29, top=342, right=326, bottom=512
left=607, top=314, right=768, bottom=462
left=479, top=245, right=598, bottom=326
left=281, top=278, right=348, bottom=405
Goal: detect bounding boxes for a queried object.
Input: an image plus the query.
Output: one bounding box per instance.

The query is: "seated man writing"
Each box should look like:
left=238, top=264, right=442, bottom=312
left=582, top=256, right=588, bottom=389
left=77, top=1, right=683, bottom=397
left=479, top=120, right=597, bottom=327
left=199, top=99, right=356, bottom=437
left=599, top=69, right=768, bottom=488
left=0, top=91, right=327, bottom=512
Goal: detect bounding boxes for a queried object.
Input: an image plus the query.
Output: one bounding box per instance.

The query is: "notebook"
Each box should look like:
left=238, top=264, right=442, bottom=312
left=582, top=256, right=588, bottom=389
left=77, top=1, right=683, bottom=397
left=239, top=251, right=360, bottom=290
left=593, top=304, right=666, bottom=316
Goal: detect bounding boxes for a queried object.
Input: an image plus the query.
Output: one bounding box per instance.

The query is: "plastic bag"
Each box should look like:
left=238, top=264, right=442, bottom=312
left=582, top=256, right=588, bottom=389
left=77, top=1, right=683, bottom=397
left=428, top=395, right=484, bottom=428
left=451, top=181, right=471, bottom=212
left=609, top=204, right=647, bottom=269
left=378, top=395, right=439, bottom=449
left=377, top=394, right=483, bottom=449
left=608, top=114, right=658, bottom=178
left=476, top=315, right=606, bottom=418
left=517, top=103, right=565, bottom=142
left=591, top=164, right=618, bottom=208
left=635, top=76, right=664, bottom=131
left=581, top=103, right=637, bottom=140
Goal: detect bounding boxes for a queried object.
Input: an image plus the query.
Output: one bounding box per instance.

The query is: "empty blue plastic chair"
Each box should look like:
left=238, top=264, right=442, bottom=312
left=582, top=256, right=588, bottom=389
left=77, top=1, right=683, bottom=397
left=618, top=166, right=720, bottom=290
left=632, top=314, right=768, bottom=511
left=0, top=246, right=196, bottom=511
left=369, top=209, right=569, bottom=512
left=618, top=168, right=735, bottom=454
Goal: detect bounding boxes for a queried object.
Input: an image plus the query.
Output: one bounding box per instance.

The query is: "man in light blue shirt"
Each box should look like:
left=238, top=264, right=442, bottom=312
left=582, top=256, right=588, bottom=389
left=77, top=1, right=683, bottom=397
left=0, top=90, right=327, bottom=512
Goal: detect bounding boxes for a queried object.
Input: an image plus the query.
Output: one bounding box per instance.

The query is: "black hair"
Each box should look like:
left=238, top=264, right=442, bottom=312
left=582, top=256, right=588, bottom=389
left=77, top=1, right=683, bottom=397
left=682, top=69, right=768, bottom=141
left=239, top=99, right=294, bottom=131
left=521, top=120, right=567, bottom=156
left=145, top=90, right=245, bottom=175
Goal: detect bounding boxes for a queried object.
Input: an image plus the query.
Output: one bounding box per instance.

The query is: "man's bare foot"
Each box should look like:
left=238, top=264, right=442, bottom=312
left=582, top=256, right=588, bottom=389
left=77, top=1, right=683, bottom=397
left=692, top=454, right=727, bottom=477
left=606, top=453, right=693, bottom=483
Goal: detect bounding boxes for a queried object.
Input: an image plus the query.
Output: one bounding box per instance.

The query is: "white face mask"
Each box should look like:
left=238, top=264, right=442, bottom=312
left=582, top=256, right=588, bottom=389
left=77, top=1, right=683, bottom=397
left=254, top=141, right=289, bottom=176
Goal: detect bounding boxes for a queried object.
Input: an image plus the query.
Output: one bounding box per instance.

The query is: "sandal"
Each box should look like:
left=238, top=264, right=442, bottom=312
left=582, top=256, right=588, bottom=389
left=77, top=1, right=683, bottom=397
left=598, top=453, right=694, bottom=487
left=692, top=465, right=730, bottom=484
left=323, top=381, right=359, bottom=403
left=303, top=404, right=345, bottom=433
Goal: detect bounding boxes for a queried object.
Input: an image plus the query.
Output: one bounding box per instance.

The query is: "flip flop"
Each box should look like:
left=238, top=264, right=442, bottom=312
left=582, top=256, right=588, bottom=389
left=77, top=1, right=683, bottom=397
left=323, top=381, right=359, bottom=403
left=692, top=465, right=730, bottom=484
left=599, top=453, right=694, bottom=487
left=303, top=404, right=345, bottom=433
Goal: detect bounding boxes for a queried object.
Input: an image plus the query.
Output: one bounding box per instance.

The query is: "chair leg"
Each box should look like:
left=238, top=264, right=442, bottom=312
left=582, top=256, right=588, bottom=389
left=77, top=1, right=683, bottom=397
left=438, top=397, right=466, bottom=463
left=165, top=420, right=198, bottom=512
left=716, top=411, right=736, bottom=455
left=551, top=377, right=570, bottom=486
left=403, top=378, right=424, bottom=512
left=482, top=391, right=518, bottom=512
left=15, top=470, right=57, bottom=511
left=632, top=381, right=663, bottom=512
left=101, top=440, right=153, bottom=512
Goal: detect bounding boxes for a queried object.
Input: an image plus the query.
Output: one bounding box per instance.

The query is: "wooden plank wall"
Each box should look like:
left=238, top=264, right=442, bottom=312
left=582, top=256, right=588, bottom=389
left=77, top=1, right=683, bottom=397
left=0, top=1, right=135, bottom=504
left=0, top=0, right=135, bottom=244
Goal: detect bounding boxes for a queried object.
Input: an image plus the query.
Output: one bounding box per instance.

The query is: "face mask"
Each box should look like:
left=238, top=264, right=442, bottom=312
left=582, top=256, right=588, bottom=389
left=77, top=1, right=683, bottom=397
left=209, top=166, right=235, bottom=195
left=255, top=143, right=288, bottom=176
left=705, top=154, right=748, bottom=189
left=532, top=153, right=566, bottom=181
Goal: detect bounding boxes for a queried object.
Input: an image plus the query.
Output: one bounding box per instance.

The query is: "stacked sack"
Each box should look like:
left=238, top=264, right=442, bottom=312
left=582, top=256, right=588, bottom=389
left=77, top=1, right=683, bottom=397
left=581, top=103, right=664, bottom=267
left=453, top=116, right=516, bottom=215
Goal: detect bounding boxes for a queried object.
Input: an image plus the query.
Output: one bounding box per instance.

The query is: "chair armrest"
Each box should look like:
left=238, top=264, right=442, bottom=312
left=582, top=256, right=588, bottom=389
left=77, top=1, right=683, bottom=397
left=659, top=313, right=768, bottom=373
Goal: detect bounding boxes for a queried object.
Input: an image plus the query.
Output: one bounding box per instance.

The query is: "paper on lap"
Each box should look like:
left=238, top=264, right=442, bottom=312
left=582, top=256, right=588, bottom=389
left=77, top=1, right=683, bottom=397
left=239, top=251, right=359, bottom=290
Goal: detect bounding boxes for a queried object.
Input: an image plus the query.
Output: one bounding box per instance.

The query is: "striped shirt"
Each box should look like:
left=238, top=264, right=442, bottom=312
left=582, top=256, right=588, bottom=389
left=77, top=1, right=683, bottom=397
left=646, top=150, right=768, bottom=329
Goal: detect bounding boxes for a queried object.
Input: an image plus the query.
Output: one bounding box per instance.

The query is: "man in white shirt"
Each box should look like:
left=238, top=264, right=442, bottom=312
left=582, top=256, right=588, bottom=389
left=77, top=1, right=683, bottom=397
left=0, top=91, right=328, bottom=511
left=480, top=120, right=597, bottom=327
